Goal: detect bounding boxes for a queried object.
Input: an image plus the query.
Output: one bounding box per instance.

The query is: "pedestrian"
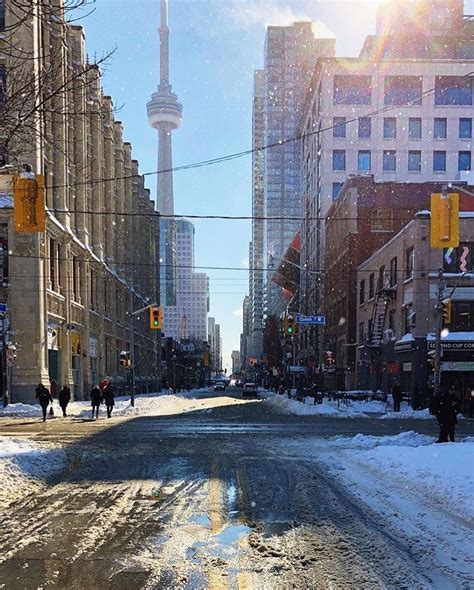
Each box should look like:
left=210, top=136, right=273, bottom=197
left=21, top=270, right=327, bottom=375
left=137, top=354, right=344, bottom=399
left=392, top=381, right=402, bottom=413
left=35, top=383, right=53, bottom=422
left=90, top=385, right=102, bottom=420
left=58, top=386, right=71, bottom=417
left=102, top=381, right=116, bottom=418
left=434, top=390, right=460, bottom=443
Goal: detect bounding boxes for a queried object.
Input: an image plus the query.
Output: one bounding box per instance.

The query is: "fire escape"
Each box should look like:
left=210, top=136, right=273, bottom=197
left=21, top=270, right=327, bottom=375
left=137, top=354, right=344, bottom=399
left=368, top=273, right=397, bottom=350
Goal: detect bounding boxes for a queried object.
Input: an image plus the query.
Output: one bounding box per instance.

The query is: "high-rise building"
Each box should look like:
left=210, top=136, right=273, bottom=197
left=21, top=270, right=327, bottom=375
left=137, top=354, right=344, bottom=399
left=147, top=0, right=182, bottom=307
left=263, top=23, right=335, bottom=317
left=163, top=220, right=209, bottom=342
left=231, top=351, right=242, bottom=375
left=249, top=70, right=265, bottom=360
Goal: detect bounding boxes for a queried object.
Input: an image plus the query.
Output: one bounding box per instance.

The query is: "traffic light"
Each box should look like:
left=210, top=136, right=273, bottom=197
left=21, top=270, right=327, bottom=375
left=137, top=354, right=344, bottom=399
left=149, top=305, right=162, bottom=329
left=430, top=193, right=459, bottom=248
left=442, top=298, right=452, bottom=324
left=284, top=314, right=297, bottom=336
left=119, top=350, right=131, bottom=367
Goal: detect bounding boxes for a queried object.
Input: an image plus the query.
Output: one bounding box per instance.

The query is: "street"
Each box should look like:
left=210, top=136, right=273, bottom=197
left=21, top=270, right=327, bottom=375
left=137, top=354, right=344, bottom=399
left=1, top=388, right=473, bottom=589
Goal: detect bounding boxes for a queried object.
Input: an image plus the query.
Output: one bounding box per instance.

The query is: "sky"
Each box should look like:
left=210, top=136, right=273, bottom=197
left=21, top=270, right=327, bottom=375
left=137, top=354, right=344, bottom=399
left=79, top=0, right=472, bottom=369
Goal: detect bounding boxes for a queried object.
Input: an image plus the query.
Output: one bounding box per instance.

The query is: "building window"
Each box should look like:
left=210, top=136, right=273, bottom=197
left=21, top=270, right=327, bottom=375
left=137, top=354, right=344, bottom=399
left=403, top=303, right=415, bottom=334
left=433, top=151, right=446, bottom=172
left=452, top=301, right=474, bottom=332
left=371, top=208, right=393, bottom=232
left=378, top=265, right=386, bottom=291
left=383, top=117, right=397, bottom=139
left=332, top=150, right=346, bottom=171
left=356, top=118, right=370, bottom=141
left=459, top=118, right=472, bottom=139
left=359, top=279, right=365, bottom=304
left=358, top=150, right=371, bottom=172
left=434, top=117, right=447, bottom=139
left=405, top=246, right=414, bottom=279
left=384, top=76, right=422, bottom=106
left=369, top=273, right=375, bottom=299
left=333, top=117, right=346, bottom=138
left=408, top=150, right=421, bottom=172
left=408, top=118, right=422, bottom=139
left=383, top=150, right=396, bottom=171
left=332, top=182, right=344, bottom=201
left=49, top=238, right=56, bottom=291
left=90, top=268, right=96, bottom=311
left=435, top=76, right=473, bottom=106
left=359, top=322, right=365, bottom=345
left=459, top=151, right=472, bottom=171
left=389, top=256, right=397, bottom=287
left=333, top=75, right=372, bottom=105
left=72, top=256, right=79, bottom=302
left=389, top=309, right=396, bottom=333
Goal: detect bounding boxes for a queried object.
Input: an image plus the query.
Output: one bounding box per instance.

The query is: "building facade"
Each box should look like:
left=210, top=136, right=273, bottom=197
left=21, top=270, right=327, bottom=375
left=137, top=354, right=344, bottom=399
left=0, top=3, right=158, bottom=402
left=263, top=22, right=335, bottom=317
left=357, top=204, right=474, bottom=409
left=231, top=351, right=242, bottom=375
left=163, top=219, right=209, bottom=342
left=208, top=317, right=222, bottom=374
left=299, top=0, right=473, bottom=363
left=249, top=70, right=265, bottom=360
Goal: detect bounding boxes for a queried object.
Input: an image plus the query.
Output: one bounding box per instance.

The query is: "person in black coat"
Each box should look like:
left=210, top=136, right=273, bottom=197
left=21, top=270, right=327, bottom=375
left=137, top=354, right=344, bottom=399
left=90, top=385, right=102, bottom=420
left=58, top=386, right=71, bottom=417
left=434, top=391, right=460, bottom=443
left=35, top=383, right=53, bottom=422
left=392, top=381, right=402, bottom=412
left=102, top=383, right=116, bottom=418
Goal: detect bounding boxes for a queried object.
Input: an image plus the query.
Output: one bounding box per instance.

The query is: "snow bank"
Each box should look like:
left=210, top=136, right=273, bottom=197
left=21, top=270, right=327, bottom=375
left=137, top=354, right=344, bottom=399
left=264, top=393, right=435, bottom=420
left=0, top=437, right=68, bottom=509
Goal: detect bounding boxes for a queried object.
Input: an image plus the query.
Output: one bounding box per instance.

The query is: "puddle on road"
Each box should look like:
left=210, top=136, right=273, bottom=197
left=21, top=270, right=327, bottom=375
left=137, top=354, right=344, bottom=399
left=189, top=514, right=211, bottom=528
left=216, top=524, right=251, bottom=546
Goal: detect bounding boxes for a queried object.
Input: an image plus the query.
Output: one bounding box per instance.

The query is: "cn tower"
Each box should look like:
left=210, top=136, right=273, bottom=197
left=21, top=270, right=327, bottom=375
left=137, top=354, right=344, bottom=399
left=147, top=0, right=182, bottom=306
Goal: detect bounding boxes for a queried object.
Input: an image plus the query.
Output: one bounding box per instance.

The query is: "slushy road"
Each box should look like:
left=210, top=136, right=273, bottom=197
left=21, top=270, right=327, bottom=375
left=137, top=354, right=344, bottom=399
left=1, top=388, right=472, bottom=589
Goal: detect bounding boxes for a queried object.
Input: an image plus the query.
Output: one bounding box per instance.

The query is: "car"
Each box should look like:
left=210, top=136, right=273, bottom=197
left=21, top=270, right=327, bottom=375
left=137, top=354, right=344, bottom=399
left=214, top=382, right=226, bottom=391
left=242, top=383, right=258, bottom=398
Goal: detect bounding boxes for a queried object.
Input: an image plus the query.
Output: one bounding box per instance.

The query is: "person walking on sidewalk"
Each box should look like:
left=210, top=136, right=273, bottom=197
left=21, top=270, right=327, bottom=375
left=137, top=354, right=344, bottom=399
left=102, top=381, right=116, bottom=418
left=36, top=383, right=53, bottom=422
left=392, top=381, right=402, bottom=413
left=90, top=385, right=102, bottom=420
left=58, top=386, right=71, bottom=417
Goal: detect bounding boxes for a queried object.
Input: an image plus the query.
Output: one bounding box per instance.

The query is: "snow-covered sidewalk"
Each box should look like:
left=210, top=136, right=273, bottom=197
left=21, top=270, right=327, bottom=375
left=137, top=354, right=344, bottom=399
left=0, top=388, right=228, bottom=420
left=263, top=391, right=434, bottom=419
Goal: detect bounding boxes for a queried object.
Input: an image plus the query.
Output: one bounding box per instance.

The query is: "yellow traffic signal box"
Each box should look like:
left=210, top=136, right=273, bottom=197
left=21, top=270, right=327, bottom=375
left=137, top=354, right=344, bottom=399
left=149, top=305, right=162, bottom=330
left=430, top=193, right=459, bottom=248
left=442, top=298, right=452, bottom=324
left=13, top=174, right=46, bottom=232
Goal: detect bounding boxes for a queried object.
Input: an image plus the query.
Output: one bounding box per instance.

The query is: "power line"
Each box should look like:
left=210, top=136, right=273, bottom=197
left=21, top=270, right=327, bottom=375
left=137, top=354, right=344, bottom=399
left=41, top=71, right=474, bottom=191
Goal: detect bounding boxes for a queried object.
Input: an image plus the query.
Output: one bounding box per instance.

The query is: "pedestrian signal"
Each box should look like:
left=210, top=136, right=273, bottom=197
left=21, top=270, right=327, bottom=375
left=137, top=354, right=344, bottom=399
left=430, top=193, right=459, bottom=249
left=442, top=298, right=452, bottom=324
left=149, top=306, right=162, bottom=329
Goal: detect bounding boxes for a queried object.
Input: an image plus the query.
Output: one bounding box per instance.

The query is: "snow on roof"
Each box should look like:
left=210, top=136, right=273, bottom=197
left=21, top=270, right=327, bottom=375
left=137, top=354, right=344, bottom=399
left=395, top=333, right=415, bottom=344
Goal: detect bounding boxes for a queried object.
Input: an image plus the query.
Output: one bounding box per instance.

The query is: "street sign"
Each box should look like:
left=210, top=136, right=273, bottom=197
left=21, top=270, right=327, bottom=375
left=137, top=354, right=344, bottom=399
left=0, top=304, right=7, bottom=313
left=288, top=366, right=307, bottom=373
left=295, top=314, right=325, bottom=325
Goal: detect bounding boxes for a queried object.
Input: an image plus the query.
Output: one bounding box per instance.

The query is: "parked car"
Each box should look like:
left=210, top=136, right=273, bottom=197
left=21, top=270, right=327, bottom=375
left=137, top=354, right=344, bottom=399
left=242, top=383, right=258, bottom=398
left=214, top=381, right=226, bottom=391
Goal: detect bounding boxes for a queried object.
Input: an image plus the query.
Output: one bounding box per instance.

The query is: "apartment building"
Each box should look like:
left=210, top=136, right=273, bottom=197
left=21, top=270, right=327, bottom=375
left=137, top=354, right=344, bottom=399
left=357, top=203, right=474, bottom=408
left=299, top=0, right=473, bottom=363
left=0, top=3, right=158, bottom=402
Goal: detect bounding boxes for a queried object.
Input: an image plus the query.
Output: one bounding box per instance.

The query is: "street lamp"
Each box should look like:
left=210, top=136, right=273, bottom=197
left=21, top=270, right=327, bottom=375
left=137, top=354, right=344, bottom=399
left=172, top=353, right=177, bottom=392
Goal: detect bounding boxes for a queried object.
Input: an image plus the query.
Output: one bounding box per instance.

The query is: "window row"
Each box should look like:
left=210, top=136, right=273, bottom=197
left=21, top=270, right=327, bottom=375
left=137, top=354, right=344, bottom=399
left=333, top=116, right=472, bottom=140
left=359, top=249, right=414, bottom=305
left=333, top=75, right=472, bottom=106
left=332, top=149, right=471, bottom=173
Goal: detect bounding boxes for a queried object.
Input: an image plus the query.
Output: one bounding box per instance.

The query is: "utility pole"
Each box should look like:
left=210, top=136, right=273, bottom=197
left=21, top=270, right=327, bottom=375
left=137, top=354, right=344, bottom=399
left=434, top=268, right=445, bottom=397
left=129, top=290, right=136, bottom=407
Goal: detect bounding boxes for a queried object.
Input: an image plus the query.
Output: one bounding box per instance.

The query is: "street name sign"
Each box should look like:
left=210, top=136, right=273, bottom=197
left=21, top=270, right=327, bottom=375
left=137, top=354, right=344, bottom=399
left=295, top=314, right=325, bottom=325
left=0, top=304, right=7, bottom=313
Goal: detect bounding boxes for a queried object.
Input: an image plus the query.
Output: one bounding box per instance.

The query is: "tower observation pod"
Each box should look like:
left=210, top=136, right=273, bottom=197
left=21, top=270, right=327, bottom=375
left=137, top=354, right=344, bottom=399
left=147, top=0, right=183, bottom=307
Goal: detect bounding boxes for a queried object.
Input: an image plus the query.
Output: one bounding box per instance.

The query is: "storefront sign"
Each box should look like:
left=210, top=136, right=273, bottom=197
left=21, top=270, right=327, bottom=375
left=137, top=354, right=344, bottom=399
left=428, top=341, right=474, bottom=351
left=441, top=362, right=474, bottom=372
left=395, top=341, right=413, bottom=353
